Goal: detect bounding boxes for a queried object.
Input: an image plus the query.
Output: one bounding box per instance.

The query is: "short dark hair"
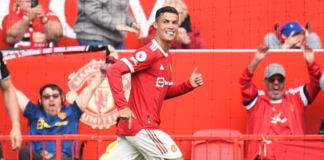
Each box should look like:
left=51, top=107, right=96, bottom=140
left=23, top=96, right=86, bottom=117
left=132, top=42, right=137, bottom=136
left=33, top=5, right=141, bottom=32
left=39, top=84, right=63, bottom=96
left=155, top=6, right=179, bottom=21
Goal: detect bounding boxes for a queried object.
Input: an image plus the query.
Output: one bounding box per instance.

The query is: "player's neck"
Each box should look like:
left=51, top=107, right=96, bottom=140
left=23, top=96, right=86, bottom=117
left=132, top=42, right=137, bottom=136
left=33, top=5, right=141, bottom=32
left=154, top=37, right=170, bottom=53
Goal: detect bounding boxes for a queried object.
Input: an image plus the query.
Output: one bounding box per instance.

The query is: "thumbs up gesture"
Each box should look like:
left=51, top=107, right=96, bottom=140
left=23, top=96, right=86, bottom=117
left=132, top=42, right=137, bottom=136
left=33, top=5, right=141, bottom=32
left=189, top=67, right=204, bottom=88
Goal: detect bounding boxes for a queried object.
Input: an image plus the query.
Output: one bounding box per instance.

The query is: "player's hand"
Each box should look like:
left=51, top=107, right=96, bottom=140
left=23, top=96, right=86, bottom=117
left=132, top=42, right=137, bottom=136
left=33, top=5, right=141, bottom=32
left=118, top=107, right=136, bottom=129
left=301, top=43, right=314, bottom=65
left=10, top=126, right=22, bottom=150
left=189, top=67, right=203, bottom=88
left=254, top=45, right=269, bottom=62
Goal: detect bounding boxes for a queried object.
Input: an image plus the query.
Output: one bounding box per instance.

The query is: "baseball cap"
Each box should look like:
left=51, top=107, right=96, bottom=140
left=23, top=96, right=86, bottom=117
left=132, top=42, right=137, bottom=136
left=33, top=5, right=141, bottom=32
left=280, top=21, right=303, bottom=37
left=264, top=63, right=285, bottom=78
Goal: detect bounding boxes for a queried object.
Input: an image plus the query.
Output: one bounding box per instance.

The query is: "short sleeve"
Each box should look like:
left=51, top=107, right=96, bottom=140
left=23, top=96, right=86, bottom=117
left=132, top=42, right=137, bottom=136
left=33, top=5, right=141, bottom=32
left=23, top=102, right=41, bottom=121
left=65, top=101, right=83, bottom=120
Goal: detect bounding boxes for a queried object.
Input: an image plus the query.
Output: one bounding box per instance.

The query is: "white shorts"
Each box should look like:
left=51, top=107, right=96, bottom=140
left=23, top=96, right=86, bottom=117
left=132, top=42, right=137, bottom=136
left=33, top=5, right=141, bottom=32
left=110, top=129, right=182, bottom=160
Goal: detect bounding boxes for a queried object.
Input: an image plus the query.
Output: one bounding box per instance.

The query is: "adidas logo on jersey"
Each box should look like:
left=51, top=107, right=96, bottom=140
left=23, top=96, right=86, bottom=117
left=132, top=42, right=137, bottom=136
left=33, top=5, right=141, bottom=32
left=160, top=64, right=164, bottom=70
left=149, top=43, right=157, bottom=51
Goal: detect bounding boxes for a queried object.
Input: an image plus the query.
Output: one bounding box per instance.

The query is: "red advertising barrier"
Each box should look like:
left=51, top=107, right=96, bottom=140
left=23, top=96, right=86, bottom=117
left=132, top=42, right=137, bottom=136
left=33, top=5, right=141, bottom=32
left=1, top=49, right=324, bottom=159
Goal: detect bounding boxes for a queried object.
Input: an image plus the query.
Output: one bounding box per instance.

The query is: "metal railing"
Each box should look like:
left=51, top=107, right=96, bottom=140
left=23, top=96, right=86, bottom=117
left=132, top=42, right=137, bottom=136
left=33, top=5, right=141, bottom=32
left=1, top=135, right=324, bottom=160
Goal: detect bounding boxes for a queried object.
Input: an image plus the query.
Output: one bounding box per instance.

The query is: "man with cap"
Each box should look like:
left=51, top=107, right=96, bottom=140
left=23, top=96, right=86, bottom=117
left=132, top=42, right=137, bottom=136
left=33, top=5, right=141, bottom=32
left=240, top=44, right=321, bottom=160
left=264, top=21, right=322, bottom=49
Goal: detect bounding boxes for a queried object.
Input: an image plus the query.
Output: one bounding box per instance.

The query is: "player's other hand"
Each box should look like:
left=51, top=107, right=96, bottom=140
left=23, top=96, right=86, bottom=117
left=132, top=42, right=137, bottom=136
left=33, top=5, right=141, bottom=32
left=190, top=67, right=203, bottom=88
left=10, top=126, right=22, bottom=150
left=118, top=107, right=136, bottom=129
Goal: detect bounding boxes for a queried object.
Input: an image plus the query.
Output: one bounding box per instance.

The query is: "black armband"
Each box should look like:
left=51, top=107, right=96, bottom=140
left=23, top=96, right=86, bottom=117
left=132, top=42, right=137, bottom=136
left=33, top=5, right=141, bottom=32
left=0, top=51, right=10, bottom=82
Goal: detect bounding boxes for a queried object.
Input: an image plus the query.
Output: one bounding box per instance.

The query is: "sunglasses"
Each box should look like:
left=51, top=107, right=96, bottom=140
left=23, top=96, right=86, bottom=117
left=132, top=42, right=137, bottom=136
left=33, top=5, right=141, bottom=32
left=42, top=93, right=60, bottom=100
left=268, top=77, right=285, bottom=83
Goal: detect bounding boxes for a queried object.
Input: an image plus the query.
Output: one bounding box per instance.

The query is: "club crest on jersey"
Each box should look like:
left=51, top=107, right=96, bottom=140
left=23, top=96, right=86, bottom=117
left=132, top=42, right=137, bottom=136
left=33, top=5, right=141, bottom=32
left=67, top=60, right=131, bottom=129
left=135, top=51, right=147, bottom=62
left=58, top=112, right=67, bottom=120
left=171, top=145, right=177, bottom=152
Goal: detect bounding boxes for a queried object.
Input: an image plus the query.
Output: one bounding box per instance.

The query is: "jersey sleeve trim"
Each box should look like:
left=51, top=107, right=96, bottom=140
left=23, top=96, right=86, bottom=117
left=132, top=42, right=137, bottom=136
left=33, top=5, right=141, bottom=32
left=244, top=92, right=258, bottom=110
left=300, top=85, right=310, bottom=106
left=0, top=75, right=10, bottom=82
left=121, top=58, right=135, bottom=73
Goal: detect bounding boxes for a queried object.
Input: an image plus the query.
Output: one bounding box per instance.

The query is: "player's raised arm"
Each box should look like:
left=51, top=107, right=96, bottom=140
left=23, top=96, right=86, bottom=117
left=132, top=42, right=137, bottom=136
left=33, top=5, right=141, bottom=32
left=76, top=46, right=118, bottom=111
left=165, top=67, right=203, bottom=100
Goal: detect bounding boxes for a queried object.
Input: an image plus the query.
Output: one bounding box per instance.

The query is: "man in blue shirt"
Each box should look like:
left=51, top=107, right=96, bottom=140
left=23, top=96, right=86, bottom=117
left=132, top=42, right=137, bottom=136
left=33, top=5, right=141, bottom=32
left=16, top=47, right=118, bottom=160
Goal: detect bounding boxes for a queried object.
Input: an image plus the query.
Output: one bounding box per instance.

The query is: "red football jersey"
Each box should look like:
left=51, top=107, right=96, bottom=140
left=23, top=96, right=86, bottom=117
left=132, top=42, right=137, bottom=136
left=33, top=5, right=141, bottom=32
left=107, top=39, right=194, bottom=136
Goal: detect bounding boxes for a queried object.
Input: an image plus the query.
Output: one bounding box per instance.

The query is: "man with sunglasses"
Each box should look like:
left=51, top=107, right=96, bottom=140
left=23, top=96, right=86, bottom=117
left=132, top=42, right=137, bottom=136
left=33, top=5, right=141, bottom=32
left=264, top=21, right=321, bottom=49
left=15, top=47, right=118, bottom=160
left=240, top=44, right=321, bottom=160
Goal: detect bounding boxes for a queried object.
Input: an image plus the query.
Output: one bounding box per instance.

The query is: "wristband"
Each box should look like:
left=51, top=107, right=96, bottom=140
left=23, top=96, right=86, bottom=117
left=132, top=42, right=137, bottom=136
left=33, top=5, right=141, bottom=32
left=0, top=51, right=10, bottom=81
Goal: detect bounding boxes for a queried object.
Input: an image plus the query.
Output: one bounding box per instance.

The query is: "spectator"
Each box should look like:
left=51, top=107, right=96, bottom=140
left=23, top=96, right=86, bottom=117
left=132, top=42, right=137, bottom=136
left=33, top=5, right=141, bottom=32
left=16, top=47, right=118, bottom=160
left=240, top=45, right=321, bottom=160
left=74, top=0, right=142, bottom=49
left=264, top=21, right=322, bottom=49
left=144, top=0, right=206, bottom=49
left=2, top=0, right=63, bottom=48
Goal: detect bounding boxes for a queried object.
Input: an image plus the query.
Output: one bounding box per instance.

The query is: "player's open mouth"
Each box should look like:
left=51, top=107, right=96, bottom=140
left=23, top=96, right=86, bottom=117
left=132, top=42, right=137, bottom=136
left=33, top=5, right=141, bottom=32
left=49, top=104, right=55, bottom=107
left=165, top=31, right=175, bottom=36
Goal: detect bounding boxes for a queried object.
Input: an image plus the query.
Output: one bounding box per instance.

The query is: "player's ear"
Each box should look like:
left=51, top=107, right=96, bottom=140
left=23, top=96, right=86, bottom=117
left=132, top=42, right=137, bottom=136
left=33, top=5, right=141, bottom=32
left=153, top=21, right=158, bottom=29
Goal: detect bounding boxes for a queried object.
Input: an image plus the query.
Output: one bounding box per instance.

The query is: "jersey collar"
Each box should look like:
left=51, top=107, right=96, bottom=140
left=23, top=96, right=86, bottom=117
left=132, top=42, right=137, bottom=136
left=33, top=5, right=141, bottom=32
left=152, top=39, right=168, bottom=57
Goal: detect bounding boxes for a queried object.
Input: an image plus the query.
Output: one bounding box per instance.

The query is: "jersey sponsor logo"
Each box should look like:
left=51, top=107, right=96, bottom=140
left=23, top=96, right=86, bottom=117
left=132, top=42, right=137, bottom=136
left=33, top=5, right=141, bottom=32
left=37, top=118, right=68, bottom=130
left=270, top=110, right=287, bottom=124
left=160, top=64, right=164, bottom=70
left=156, top=77, right=165, bottom=87
left=67, top=59, right=131, bottom=129
left=156, top=77, right=173, bottom=87
left=135, top=51, right=147, bottom=62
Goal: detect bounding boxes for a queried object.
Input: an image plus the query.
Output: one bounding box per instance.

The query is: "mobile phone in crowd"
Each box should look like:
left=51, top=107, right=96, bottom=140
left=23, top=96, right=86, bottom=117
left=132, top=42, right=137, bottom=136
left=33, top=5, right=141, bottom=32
left=31, top=0, right=38, bottom=8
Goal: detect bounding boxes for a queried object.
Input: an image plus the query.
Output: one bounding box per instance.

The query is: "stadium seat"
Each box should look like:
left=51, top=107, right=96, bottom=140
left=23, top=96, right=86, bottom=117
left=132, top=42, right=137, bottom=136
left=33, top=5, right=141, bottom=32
left=191, top=129, right=244, bottom=160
